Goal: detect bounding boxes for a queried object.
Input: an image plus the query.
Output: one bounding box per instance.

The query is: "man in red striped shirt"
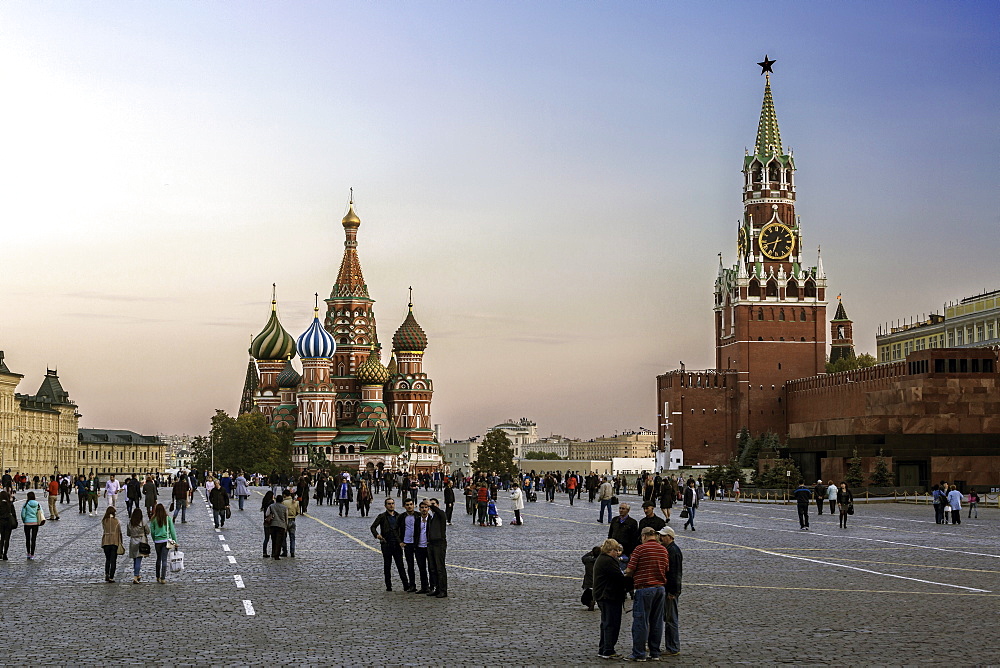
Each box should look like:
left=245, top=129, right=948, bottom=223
left=623, top=527, right=669, bottom=661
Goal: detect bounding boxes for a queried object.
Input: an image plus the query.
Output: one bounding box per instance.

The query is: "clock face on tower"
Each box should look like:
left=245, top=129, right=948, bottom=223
left=758, top=222, right=794, bottom=260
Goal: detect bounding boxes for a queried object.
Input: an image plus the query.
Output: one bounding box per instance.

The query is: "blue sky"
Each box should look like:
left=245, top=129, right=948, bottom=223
left=0, top=2, right=996, bottom=440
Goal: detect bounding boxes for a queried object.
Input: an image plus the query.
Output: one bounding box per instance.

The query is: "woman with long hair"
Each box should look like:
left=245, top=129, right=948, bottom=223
left=0, top=490, right=15, bottom=560
left=101, top=506, right=124, bottom=582
left=127, top=507, right=150, bottom=583
left=260, top=490, right=274, bottom=558
left=357, top=481, right=372, bottom=518
left=149, top=503, right=178, bottom=583
left=837, top=483, right=854, bottom=529
left=20, top=491, right=44, bottom=559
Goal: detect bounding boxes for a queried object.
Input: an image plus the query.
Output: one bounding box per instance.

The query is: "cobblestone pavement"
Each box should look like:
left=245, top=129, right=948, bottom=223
left=1, top=487, right=998, bottom=666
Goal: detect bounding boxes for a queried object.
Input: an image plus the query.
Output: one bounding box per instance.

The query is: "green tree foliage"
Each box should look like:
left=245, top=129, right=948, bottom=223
left=870, top=448, right=893, bottom=486
left=191, top=410, right=293, bottom=474
left=725, top=458, right=746, bottom=486
left=826, top=352, right=878, bottom=374
left=523, top=451, right=563, bottom=460
left=739, top=430, right=779, bottom=468
left=472, top=429, right=518, bottom=475
left=845, top=447, right=865, bottom=488
left=753, top=457, right=802, bottom=489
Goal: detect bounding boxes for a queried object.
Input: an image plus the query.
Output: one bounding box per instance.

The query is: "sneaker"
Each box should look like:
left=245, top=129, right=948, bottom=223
left=624, top=657, right=646, bottom=663
left=665, top=651, right=680, bottom=656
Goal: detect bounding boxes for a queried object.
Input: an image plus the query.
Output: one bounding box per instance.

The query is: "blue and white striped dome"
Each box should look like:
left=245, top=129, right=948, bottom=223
left=297, top=310, right=336, bottom=359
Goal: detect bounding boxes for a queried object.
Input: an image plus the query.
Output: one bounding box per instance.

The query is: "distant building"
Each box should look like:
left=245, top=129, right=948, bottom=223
left=523, top=436, right=571, bottom=459
left=0, top=355, right=80, bottom=479
left=567, top=432, right=656, bottom=461
left=77, top=429, right=167, bottom=476
left=876, top=289, right=1000, bottom=363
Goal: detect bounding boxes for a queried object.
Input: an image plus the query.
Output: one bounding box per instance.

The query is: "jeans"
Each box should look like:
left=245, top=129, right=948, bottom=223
left=477, top=502, right=487, bottom=524
left=683, top=506, right=696, bottom=529
left=568, top=488, right=577, bottom=505
left=103, top=544, right=119, bottom=579
left=78, top=494, right=86, bottom=513
left=263, top=525, right=271, bottom=555
left=829, top=499, right=837, bottom=513
left=172, top=499, right=187, bottom=522
left=0, top=525, right=11, bottom=557
left=270, top=527, right=287, bottom=558
left=87, top=494, right=98, bottom=513
left=380, top=542, right=408, bottom=589
left=664, top=594, right=680, bottom=654
left=951, top=509, right=961, bottom=525
left=545, top=487, right=555, bottom=502
left=24, top=525, right=38, bottom=555
left=154, top=541, right=168, bottom=579
left=445, top=503, right=454, bottom=523
left=797, top=503, right=809, bottom=528
left=969, top=503, right=978, bottom=519
left=598, top=600, right=623, bottom=656
left=631, top=586, right=665, bottom=659
left=282, top=528, right=295, bottom=556
left=133, top=556, right=143, bottom=577
left=126, top=499, right=136, bottom=515
left=238, top=495, right=246, bottom=511
left=212, top=508, right=227, bottom=528
left=934, top=503, right=945, bottom=524
left=600, top=500, right=613, bottom=522
left=338, top=499, right=350, bottom=516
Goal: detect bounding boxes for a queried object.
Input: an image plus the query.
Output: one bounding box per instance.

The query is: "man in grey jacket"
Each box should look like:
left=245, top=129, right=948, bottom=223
left=266, top=495, right=289, bottom=560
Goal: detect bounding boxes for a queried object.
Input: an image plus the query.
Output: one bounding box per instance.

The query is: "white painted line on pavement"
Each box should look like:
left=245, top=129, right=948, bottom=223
left=243, top=600, right=255, bottom=616
left=222, top=544, right=231, bottom=552
left=234, top=574, right=245, bottom=589
left=228, top=555, right=237, bottom=564
left=218, top=535, right=226, bottom=541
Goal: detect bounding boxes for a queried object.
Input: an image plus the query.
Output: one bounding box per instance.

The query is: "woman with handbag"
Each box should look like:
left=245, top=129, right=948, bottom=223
left=837, top=483, right=854, bottom=529
left=127, top=508, right=151, bottom=583
left=149, top=503, right=178, bottom=583
left=20, top=491, right=44, bottom=559
left=101, top=506, right=125, bottom=582
left=682, top=479, right=698, bottom=531
left=260, top=490, right=275, bottom=558
left=0, top=490, right=16, bottom=560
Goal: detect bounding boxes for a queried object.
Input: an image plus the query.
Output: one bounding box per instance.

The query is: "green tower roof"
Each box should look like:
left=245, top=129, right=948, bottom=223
left=754, top=74, right=783, bottom=159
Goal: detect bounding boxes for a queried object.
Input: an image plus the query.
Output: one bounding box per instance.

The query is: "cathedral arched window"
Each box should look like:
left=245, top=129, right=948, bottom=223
left=348, top=445, right=355, bottom=454
left=326, top=447, right=332, bottom=455
left=779, top=309, right=785, bottom=321
left=339, top=337, right=348, bottom=345
left=757, top=308, right=764, bottom=321
left=339, top=446, right=346, bottom=455
left=786, top=279, right=798, bottom=299
left=804, top=280, right=816, bottom=298
left=766, top=278, right=778, bottom=298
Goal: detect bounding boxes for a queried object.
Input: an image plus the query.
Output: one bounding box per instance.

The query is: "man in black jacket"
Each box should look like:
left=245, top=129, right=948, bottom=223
left=793, top=483, right=812, bottom=530
left=426, top=498, right=448, bottom=598
left=395, top=498, right=428, bottom=593
left=443, top=480, right=456, bottom=525
left=593, top=538, right=628, bottom=659
left=370, top=497, right=409, bottom=592
left=125, top=476, right=142, bottom=516
left=608, top=503, right=640, bottom=558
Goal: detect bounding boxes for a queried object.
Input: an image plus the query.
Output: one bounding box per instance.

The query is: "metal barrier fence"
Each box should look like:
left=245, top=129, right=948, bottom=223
left=714, top=490, right=1000, bottom=507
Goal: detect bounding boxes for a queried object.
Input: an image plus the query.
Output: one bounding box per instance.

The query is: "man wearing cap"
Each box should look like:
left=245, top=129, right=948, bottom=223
left=623, top=526, right=669, bottom=662
left=792, top=481, right=812, bottom=530
left=658, top=526, right=683, bottom=656
left=813, top=480, right=827, bottom=515
left=638, top=502, right=666, bottom=534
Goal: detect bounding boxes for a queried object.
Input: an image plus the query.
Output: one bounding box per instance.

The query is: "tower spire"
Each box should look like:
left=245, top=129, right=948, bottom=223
left=754, top=70, right=783, bottom=158
left=333, top=193, right=369, bottom=299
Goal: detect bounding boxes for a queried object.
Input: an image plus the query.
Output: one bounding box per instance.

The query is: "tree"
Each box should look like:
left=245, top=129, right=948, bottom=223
left=472, top=429, right=518, bottom=475
left=725, top=458, right=746, bottom=487
left=739, top=430, right=779, bottom=468
left=192, top=410, right=293, bottom=475
left=524, top=451, right=563, bottom=460
left=826, top=352, right=878, bottom=374
left=753, top=456, right=802, bottom=489
left=870, top=448, right=893, bottom=486
left=735, top=428, right=752, bottom=467
left=845, top=447, right=865, bottom=488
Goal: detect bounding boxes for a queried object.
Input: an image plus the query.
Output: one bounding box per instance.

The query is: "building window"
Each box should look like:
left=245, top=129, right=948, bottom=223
left=956, top=330, right=964, bottom=345
left=757, top=308, right=764, bottom=321
left=800, top=309, right=806, bottom=322
left=779, top=309, right=785, bottom=321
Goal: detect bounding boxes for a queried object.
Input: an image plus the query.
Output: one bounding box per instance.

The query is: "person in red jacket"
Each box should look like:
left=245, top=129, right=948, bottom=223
left=46, top=476, right=60, bottom=521
left=567, top=474, right=578, bottom=505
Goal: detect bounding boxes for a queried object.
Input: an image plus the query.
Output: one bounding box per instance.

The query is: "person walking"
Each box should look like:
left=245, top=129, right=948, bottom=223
left=813, top=480, right=826, bottom=515
left=336, top=476, right=353, bottom=517
left=281, top=491, right=299, bottom=558
left=260, top=490, right=275, bottom=557
left=297, top=475, right=310, bottom=515
left=101, top=506, right=124, bottom=582
left=658, top=526, right=683, bottom=657
left=265, top=494, right=289, bottom=560
left=792, top=481, right=812, bottom=530
left=682, top=480, right=699, bottom=531
left=598, top=476, right=615, bottom=523
left=235, top=472, right=250, bottom=511
left=659, top=478, right=675, bottom=523
left=209, top=481, right=230, bottom=529
left=0, top=490, right=16, bottom=560
left=141, top=475, right=158, bottom=517
left=426, top=498, right=448, bottom=598
left=370, top=497, right=409, bottom=591
left=104, top=475, right=121, bottom=508
left=947, top=485, right=962, bottom=525
left=594, top=538, right=628, bottom=660
left=149, top=503, right=178, bottom=583
left=827, top=480, right=838, bottom=514
left=126, top=508, right=150, bottom=584
left=21, top=491, right=44, bottom=559
left=624, top=527, right=669, bottom=662
left=87, top=474, right=100, bottom=515
left=171, top=475, right=190, bottom=524
left=75, top=475, right=88, bottom=514
left=46, top=476, right=60, bottom=521
left=837, top=483, right=853, bottom=529
left=443, top=480, right=456, bottom=525
left=125, top=475, right=141, bottom=516
left=968, top=489, right=979, bottom=519
left=357, top=481, right=373, bottom=518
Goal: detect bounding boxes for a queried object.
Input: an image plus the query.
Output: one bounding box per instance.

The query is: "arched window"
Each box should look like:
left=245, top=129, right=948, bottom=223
left=348, top=445, right=355, bottom=454
left=757, top=336, right=763, bottom=341
left=752, top=166, right=762, bottom=184
left=768, top=163, right=780, bottom=182
left=800, top=337, right=806, bottom=342
left=804, top=280, right=816, bottom=298
left=800, top=309, right=806, bottom=321
left=757, top=308, right=764, bottom=321
left=779, top=309, right=785, bottom=321
left=339, top=337, right=348, bottom=345
left=325, top=447, right=331, bottom=455
left=339, top=446, right=346, bottom=454
left=786, top=279, right=799, bottom=299
left=766, top=278, right=778, bottom=297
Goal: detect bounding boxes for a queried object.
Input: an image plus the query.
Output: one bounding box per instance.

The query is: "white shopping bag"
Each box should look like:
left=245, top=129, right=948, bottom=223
left=495, top=515, right=503, bottom=526
left=169, top=549, right=185, bottom=573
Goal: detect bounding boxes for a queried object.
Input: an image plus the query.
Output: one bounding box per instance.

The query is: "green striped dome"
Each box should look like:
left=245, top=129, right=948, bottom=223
left=250, top=302, right=297, bottom=361
left=392, top=306, right=427, bottom=352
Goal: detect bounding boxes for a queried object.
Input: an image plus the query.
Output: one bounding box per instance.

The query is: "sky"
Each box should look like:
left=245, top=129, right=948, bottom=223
left=0, top=2, right=997, bottom=443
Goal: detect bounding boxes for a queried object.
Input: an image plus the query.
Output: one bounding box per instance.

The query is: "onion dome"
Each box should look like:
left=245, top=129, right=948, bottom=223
left=276, top=358, right=301, bottom=388
left=342, top=201, right=361, bottom=227
left=297, top=307, right=337, bottom=359
left=250, top=296, right=296, bottom=361
left=357, top=346, right=389, bottom=385
left=392, top=300, right=428, bottom=352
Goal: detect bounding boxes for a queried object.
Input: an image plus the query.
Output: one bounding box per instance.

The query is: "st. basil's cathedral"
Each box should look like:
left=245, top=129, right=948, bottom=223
left=240, top=199, right=443, bottom=474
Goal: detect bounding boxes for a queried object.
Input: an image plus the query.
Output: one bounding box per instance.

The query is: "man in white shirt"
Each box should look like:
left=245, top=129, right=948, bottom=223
left=104, top=475, right=121, bottom=507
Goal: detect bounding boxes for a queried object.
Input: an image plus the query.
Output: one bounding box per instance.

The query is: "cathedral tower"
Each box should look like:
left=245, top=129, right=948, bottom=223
left=250, top=292, right=297, bottom=425
left=295, top=306, right=338, bottom=445
left=829, top=297, right=855, bottom=364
